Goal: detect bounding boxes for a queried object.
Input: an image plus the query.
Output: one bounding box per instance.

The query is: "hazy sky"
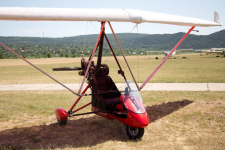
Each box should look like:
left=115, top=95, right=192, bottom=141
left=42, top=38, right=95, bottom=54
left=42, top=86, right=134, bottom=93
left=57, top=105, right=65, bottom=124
left=0, top=0, right=224, bottom=37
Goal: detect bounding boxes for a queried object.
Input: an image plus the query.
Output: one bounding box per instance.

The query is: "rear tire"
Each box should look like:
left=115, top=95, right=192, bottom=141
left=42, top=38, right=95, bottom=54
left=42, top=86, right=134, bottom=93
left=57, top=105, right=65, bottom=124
left=126, top=125, right=144, bottom=140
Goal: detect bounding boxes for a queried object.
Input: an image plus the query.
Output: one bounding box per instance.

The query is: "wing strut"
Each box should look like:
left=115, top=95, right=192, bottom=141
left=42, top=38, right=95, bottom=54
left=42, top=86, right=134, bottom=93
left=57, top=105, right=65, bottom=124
left=108, top=21, right=140, bottom=91
left=0, top=42, right=80, bottom=96
left=140, top=26, right=195, bottom=90
left=78, top=21, right=106, bottom=95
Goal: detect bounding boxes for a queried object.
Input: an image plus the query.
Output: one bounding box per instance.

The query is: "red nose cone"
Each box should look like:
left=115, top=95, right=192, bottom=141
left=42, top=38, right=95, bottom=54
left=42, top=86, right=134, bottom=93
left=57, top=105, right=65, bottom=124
left=55, top=108, right=68, bottom=121
left=129, top=111, right=149, bottom=128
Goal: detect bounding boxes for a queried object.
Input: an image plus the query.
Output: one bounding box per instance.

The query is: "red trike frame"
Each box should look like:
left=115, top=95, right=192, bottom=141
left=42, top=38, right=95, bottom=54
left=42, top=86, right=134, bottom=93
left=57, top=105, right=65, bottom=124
left=63, top=22, right=195, bottom=121
left=0, top=22, right=195, bottom=129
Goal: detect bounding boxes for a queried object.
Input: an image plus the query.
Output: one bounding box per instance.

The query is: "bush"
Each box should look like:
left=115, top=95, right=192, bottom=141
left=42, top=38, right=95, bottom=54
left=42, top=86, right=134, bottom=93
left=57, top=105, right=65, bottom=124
left=46, top=52, right=52, bottom=58
left=0, top=53, right=5, bottom=59
left=60, top=52, right=64, bottom=57
left=65, top=53, right=69, bottom=58
left=71, top=54, right=77, bottom=58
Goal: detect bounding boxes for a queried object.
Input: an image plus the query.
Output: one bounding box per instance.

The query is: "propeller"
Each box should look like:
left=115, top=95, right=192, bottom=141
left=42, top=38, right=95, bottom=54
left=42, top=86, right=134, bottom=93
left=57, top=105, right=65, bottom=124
left=53, top=67, right=81, bottom=71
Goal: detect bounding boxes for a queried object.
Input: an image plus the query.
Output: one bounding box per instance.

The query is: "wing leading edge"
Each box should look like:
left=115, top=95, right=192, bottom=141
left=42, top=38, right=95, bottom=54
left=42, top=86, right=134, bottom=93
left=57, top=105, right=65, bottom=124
left=0, top=7, right=222, bottom=27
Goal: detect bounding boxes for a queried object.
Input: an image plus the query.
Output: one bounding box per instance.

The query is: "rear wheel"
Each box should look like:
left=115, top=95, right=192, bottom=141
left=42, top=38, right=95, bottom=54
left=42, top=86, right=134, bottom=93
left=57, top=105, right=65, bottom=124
left=126, top=125, right=144, bottom=140
left=57, top=119, right=67, bottom=126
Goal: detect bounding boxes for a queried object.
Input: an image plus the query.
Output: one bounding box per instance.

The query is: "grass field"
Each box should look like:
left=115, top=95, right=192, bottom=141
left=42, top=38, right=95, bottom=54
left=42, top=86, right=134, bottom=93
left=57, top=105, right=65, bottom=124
left=0, top=53, right=225, bottom=84
left=0, top=91, right=224, bottom=149
left=0, top=53, right=225, bottom=149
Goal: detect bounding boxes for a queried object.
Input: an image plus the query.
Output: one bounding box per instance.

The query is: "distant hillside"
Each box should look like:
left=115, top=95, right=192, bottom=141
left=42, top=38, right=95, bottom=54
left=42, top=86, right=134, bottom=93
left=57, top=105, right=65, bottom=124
left=130, top=30, right=225, bottom=50
left=0, top=30, right=224, bottom=50
left=0, top=30, right=224, bottom=59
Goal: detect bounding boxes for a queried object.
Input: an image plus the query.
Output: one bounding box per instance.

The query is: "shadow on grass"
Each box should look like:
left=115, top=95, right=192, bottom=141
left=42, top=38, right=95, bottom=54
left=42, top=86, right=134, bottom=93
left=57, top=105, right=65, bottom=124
left=146, top=99, right=193, bottom=123
left=0, top=99, right=193, bottom=149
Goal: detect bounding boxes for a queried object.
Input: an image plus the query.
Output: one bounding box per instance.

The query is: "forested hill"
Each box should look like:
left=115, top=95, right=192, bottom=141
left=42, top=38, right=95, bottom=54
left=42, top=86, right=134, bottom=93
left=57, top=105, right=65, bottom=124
left=1, top=29, right=225, bottom=49
left=0, top=30, right=224, bottom=58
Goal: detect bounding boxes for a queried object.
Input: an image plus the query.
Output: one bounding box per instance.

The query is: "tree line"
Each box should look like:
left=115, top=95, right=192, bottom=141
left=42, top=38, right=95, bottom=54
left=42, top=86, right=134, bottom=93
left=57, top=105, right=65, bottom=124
left=0, top=29, right=224, bottom=59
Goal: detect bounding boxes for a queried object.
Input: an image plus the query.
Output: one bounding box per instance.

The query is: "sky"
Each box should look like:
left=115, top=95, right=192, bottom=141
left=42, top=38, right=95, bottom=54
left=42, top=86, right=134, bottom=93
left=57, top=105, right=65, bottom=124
left=0, top=0, right=224, bottom=37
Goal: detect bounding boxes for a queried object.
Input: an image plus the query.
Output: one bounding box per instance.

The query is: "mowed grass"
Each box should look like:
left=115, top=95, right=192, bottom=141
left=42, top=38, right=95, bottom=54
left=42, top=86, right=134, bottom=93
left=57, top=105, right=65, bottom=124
left=0, top=90, right=224, bottom=149
left=0, top=53, right=225, bottom=84
left=0, top=53, right=225, bottom=149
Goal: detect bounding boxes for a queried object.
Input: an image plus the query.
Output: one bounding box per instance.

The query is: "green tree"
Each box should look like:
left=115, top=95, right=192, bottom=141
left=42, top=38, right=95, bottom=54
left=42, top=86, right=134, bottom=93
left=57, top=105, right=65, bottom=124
left=60, top=52, right=64, bottom=57
left=65, top=53, right=69, bottom=58
left=0, top=53, right=5, bottom=59
left=46, top=52, right=52, bottom=58
left=71, top=54, right=77, bottom=58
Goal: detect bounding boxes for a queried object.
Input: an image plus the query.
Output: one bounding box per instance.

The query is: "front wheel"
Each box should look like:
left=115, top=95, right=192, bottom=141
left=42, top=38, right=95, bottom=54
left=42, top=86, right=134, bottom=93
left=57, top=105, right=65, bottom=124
left=126, top=126, right=144, bottom=140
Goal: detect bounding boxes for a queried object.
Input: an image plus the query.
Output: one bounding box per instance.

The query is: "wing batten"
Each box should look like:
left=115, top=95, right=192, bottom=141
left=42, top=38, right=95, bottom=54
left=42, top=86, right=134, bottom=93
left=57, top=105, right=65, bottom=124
left=0, top=7, right=222, bottom=27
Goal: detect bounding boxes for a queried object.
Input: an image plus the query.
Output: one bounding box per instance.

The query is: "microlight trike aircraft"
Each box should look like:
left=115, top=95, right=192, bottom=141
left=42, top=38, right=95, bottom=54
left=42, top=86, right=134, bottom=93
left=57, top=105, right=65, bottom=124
left=0, top=7, right=222, bottom=139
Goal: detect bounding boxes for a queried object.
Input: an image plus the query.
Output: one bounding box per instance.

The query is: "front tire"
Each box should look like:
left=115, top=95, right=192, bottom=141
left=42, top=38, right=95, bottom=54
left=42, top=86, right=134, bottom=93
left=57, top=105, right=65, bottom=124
left=126, top=126, right=144, bottom=140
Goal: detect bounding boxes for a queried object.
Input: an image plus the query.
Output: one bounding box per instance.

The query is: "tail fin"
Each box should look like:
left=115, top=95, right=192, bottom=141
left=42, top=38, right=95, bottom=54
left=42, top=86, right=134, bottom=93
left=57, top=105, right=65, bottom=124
left=214, top=11, right=222, bottom=26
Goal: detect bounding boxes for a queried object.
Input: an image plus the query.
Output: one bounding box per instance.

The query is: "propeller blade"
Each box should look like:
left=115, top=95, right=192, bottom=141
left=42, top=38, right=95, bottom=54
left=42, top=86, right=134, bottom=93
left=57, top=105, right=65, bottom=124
left=53, top=67, right=81, bottom=71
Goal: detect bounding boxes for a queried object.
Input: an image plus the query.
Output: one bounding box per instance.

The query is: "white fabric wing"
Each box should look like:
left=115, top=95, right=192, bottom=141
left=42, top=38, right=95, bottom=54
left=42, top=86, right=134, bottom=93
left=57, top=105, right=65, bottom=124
left=0, top=7, right=222, bottom=27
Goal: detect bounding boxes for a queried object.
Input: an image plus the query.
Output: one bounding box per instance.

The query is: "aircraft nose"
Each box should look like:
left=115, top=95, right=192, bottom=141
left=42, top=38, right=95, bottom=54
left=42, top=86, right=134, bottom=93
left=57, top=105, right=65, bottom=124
left=137, top=112, right=149, bottom=127
left=129, top=111, right=149, bottom=128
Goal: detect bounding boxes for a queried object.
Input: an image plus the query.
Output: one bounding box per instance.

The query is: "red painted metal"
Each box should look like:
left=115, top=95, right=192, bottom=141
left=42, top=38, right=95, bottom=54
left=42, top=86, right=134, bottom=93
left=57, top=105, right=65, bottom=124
left=72, top=102, right=92, bottom=113
left=78, top=21, right=106, bottom=95
left=69, top=84, right=90, bottom=111
left=0, top=42, right=80, bottom=96
left=117, top=94, right=149, bottom=128
left=116, top=110, right=149, bottom=128
left=91, top=94, right=149, bottom=128
left=116, top=104, right=124, bottom=110
left=55, top=108, right=68, bottom=121
left=87, top=22, right=149, bottom=128
left=140, top=26, right=195, bottom=90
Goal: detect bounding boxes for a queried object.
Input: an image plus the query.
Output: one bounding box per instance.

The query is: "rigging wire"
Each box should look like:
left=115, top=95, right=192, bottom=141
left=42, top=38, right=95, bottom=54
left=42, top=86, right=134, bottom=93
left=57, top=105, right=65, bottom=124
left=79, top=21, right=89, bottom=90
left=89, top=21, right=99, bottom=33
left=83, top=21, right=88, bottom=54
left=136, top=24, right=139, bottom=85
left=121, top=24, right=138, bottom=44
